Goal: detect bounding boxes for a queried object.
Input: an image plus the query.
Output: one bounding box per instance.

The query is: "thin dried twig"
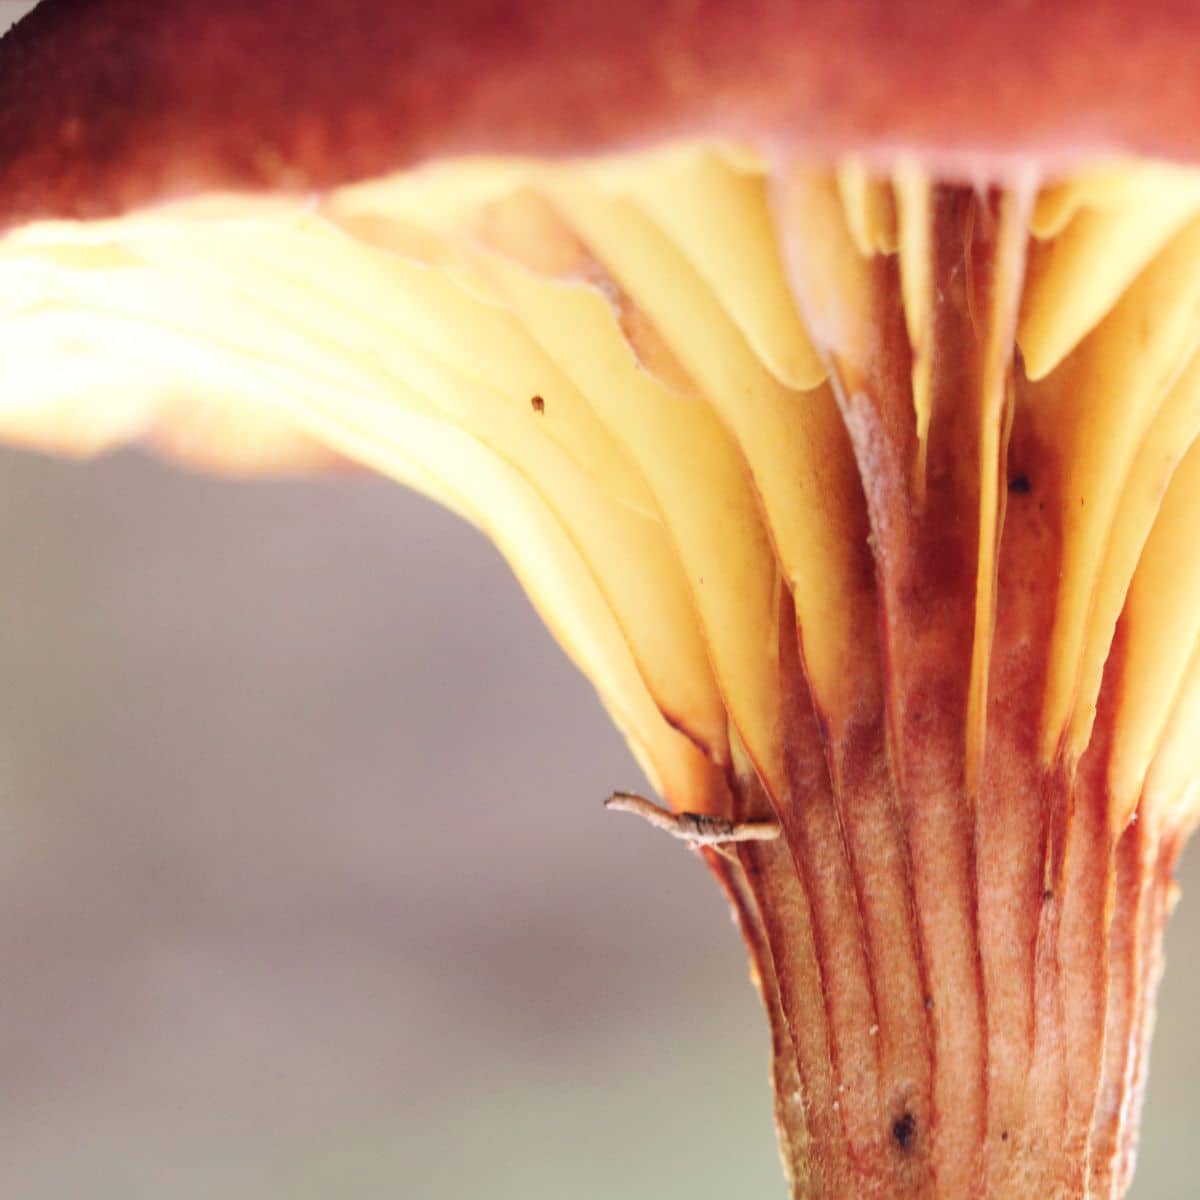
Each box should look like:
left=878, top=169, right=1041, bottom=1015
left=604, top=791, right=781, bottom=847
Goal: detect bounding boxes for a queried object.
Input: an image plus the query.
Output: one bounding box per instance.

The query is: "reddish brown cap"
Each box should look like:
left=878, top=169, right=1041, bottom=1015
left=3, top=0, right=1200, bottom=231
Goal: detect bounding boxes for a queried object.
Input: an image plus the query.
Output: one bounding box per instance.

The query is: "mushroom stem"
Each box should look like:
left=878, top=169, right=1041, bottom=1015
left=604, top=790, right=781, bottom=846
left=710, top=749, right=1184, bottom=1200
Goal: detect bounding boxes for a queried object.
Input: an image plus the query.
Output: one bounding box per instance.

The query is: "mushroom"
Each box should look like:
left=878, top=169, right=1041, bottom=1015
left=3, top=1, right=1200, bottom=1196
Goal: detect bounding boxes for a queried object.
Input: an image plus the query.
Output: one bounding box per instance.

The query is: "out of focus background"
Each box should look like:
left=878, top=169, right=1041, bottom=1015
left=3, top=5, right=1200, bottom=1199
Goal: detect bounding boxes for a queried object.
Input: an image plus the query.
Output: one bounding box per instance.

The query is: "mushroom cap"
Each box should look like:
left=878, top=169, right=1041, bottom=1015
left=4, top=0, right=1200, bottom=231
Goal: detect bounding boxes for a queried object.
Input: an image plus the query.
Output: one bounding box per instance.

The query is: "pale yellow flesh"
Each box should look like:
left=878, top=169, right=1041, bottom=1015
left=4, top=146, right=1200, bottom=834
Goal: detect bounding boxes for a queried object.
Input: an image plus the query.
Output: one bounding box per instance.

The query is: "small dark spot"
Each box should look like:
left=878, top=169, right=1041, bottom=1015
left=1042, top=888, right=1055, bottom=904
left=892, top=1112, right=917, bottom=1151
left=530, top=395, right=545, bottom=414
left=1001, top=1130, right=1010, bottom=1143
left=924, top=995, right=933, bottom=1011
left=1008, top=472, right=1031, bottom=495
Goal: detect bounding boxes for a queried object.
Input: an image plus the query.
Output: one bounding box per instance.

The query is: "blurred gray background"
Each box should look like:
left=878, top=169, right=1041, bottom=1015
left=2, top=4, right=1198, bottom=1198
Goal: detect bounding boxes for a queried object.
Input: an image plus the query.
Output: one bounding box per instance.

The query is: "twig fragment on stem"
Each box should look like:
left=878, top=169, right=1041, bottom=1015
left=604, top=791, right=781, bottom=847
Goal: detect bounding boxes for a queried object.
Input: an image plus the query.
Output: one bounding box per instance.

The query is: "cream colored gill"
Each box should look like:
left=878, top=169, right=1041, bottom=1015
left=95, top=219, right=731, bottom=758
left=771, top=167, right=878, bottom=386
left=1033, top=216, right=1200, bottom=764
left=1, top=171, right=665, bottom=518
left=836, top=157, right=899, bottom=257
left=893, top=160, right=934, bottom=495
left=1109, top=435, right=1200, bottom=828
left=331, top=135, right=824, bottom=422
left=1020, top=162, right=1200, bottom=380
left=585, top=145, right=826, bottom=391
left=1031, top=161, right=1184, bottom=239
left=541, top=174, right=866, bottom=736
left=123, top=209, right=658, bottom=521
left=1066, top=349, right=1200, bottom=763
left=470, top=196, right=784, bottom=794
left=318, top=157, right=532, bottom=238
left=966, top=188, right=1033, bottom=793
